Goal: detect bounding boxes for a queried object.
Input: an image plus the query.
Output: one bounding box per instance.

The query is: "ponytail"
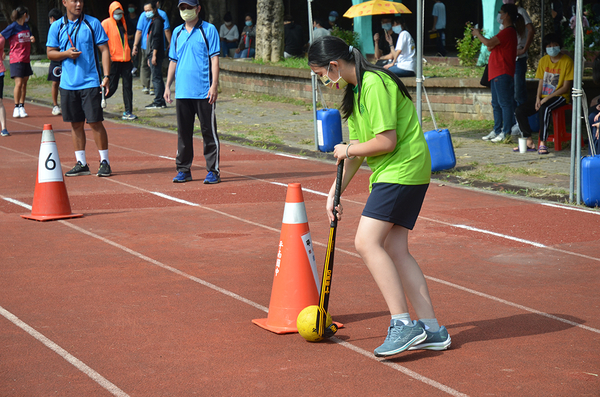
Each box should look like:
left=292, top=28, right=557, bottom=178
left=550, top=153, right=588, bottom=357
left=11, top=6, right=28, bottom=22
left=308, top=36, right=411, bottom=120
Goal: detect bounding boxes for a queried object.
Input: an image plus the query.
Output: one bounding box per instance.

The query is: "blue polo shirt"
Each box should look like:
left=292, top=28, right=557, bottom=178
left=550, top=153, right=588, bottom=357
left=46, top=15, right=108, bottom=90
left=136, top=9, right=170, bottom=50
left=169, top=20, right=219, bottom=99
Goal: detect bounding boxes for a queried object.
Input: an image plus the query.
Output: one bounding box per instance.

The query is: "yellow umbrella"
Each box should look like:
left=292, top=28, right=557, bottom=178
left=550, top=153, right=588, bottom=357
left=343, top=0, right=411, bottom=18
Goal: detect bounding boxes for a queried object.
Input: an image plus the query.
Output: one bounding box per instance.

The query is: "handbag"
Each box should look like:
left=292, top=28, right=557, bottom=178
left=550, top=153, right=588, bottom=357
left=480, top=64, right=490, bottom=87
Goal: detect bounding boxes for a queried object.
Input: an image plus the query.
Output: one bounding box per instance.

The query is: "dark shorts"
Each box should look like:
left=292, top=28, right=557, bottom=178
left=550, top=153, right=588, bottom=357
left=60, top=87, right=104, bottom=124
left=10, top=62, right=33, bottom=79
left=47, top=61, right=61, bottom=82
left=362, top=183, right=429, bottom=230
left=0, top=74, right=4, bottom=99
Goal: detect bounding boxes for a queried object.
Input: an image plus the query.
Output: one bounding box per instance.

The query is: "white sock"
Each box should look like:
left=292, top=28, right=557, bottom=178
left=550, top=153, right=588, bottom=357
left=391, top=313, right=411, bottom=326
left=420, top=318, right=440, bottom=332
left=99, top=149, right=109, bottom=164
left=75, top=150, right=86, bottom=166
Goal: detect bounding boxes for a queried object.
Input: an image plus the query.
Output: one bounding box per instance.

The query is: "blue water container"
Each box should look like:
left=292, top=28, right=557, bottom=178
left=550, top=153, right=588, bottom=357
left=317, top=109, right=343, bottom=152
left=582, top=155, right=600, bottom=207
left=424, top=128, right=456, bottom=172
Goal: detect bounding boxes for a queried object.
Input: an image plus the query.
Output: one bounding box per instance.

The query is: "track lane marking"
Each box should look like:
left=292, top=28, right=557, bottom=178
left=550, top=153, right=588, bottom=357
left=0, top=305, right=130, bottom=397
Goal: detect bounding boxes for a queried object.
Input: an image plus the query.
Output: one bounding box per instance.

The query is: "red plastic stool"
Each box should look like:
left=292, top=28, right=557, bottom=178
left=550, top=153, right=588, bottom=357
left=538, top=103, right=584, bottom=151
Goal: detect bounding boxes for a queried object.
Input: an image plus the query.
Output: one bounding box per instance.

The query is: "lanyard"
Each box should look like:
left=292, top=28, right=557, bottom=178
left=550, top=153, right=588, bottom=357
left=66, top=16, right=83, bottom=49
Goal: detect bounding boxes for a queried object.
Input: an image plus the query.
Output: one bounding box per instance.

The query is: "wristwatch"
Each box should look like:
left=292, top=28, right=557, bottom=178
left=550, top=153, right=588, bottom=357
left=103, top=75, right=109, bottom=79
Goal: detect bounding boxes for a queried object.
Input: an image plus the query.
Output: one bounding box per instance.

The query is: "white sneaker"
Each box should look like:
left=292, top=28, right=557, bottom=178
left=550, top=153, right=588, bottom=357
left=491, top=133, right=506, bottom=143
left=52, top=106, right=61, bottom=116
left=12, top=107, right=20, bottom=118
left=482, top=131, right=497, bottom=141
left=511, top=123, right=522, bottom=136
left=19, top=107, right=28, bottom=118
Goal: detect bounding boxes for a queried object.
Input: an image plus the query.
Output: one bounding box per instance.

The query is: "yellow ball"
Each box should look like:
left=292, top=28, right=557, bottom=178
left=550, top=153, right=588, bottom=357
left=297, top=305, right=332, bottom=342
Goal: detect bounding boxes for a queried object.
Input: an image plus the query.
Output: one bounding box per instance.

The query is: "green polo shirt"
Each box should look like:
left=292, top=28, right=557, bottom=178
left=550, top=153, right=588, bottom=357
left=348, top=71, right=431, bottom=190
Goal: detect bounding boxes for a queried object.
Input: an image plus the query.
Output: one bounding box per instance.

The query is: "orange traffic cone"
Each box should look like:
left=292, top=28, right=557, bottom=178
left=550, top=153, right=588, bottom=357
left=21, top=124, right=82, bottom=222
left=253, top=183, right=321, bottom=334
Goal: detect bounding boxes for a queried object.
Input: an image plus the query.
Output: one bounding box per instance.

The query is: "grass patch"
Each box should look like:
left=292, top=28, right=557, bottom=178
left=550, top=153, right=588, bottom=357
left=232, top=90, right=310, bottom=107
left=252, top=57, right=310, bottom=69
left=423, top=64, right=485, bottom=78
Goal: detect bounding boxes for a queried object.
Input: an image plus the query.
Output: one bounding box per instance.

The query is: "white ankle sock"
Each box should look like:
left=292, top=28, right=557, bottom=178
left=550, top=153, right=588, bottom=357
left=99, top=150, right=109, bottom=164
left=391, top=313, right=411, bottom=325
left=75, top=150, right=86, bottom=166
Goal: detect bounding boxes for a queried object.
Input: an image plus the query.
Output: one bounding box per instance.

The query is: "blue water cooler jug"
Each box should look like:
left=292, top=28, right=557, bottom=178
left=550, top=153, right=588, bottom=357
left=317, top=109, right=343, bottom=152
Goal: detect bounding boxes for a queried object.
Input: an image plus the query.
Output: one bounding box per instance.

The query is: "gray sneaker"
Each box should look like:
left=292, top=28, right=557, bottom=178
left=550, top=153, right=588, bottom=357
left=511, top=123, right=522, bottom=137
left=97, top=160, right=112, bottom=177
left=408, top=321, right=451, bottom=351
left=65, top=161, right=91, bottom=177
left=374, top=319, right=427, bottom=357
left=482, top=131, right=497, bottom=141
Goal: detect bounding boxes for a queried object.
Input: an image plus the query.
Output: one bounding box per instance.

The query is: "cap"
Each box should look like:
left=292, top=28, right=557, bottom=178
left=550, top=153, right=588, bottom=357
left=178, top=0, right=198, bottom=7
left=329, top=11, right=338, bottom=17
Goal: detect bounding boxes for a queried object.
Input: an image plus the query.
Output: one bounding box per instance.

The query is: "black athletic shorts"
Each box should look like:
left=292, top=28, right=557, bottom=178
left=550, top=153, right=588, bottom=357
left=362, top=183, right=429, bottom=230
left=10, top=62, right=33, bottom=79
left=47, top=61, right=61, bottom=82
left=60, top=87, right=104, bottom=123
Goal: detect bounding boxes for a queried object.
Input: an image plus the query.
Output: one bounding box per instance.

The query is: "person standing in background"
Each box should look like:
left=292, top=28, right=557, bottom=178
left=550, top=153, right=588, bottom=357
left=0, top=35, right=10, bottom=136
left=328, top=11, right=339, bottom=30
left=125, top=3, right=139, bottom=76
left=47, top=8, right=63, bottom=116
left=144, top=0, right=167, bottom=109
left=431, top=0, right=447, bottom=57
left=0, top=6, right=35, bottom=118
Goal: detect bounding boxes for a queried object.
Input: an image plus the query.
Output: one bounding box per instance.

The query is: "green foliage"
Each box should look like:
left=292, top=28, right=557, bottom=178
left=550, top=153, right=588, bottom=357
left=330, top=26, right=361, bottom=48
left=455, top=22, right=482, bottom=66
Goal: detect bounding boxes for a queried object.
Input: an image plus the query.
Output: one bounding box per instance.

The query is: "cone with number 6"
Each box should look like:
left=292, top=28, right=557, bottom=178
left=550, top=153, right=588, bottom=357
left=21, top=125, right=82, bottom=221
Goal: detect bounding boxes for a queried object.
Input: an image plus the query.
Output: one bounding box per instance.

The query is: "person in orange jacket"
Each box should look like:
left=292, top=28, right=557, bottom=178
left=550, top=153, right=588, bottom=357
left=102, top=1, right=137, bottom=120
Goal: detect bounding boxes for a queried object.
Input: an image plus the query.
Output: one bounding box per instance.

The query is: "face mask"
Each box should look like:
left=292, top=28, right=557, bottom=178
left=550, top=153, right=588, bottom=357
left=245, top=20, right=252, bottom=27
left=225, top=21, right=232, bottom=26
left=25, top=15, right=30, bottom=22
left=546, top=46, right=561, bottom=57
left=392, top=25, right=402, bottom=34
left=382, top=23, right=392, bottom=31
left=128, top=7, right=135, bottom=13
left=329, top=16, right=336, bottom=22
left=180, top=9, right=196, bottom=22
left=114, top=13, right=123, bottom=21
left=320, top=64, right=348, bottom=90
left=145, top=11, right=154, bottom=19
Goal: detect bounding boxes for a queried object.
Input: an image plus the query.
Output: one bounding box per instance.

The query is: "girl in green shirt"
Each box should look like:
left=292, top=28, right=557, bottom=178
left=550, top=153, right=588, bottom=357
left=308, top=36, right=450, bottom=357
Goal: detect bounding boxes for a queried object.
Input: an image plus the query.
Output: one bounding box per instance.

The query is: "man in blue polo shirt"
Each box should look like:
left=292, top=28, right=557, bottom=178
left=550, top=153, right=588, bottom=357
left=47, top=0, right=113, bottom=177
left=131, top=0, right=171, bottom=95
left=164, top=0, right=220, bottom=184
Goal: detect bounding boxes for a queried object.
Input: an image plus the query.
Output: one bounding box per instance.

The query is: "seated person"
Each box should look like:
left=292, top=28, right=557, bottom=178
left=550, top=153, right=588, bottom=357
left=312, top=18, right=330, bottom=40
left=383, top=16, right=416, bottom=77
left=219, top=12, right=239, bottom=57
left=283, top=15, right=304, bottom=58
left=514, top=33, right=574, bottom=154
left=235, top=13, right=255, bottom=58
left=373, top=16, right=398, bottom=67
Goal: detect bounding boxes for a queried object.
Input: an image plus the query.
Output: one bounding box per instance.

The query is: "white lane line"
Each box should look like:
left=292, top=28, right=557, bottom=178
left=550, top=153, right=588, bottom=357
left=2, top=196, right=32, bottom=210
left=0, top=305, right=130, bottom=397
left=451, top=224, right=547, bottom=248
left=1, top=196, right=466, bottom=397
left=274, top=153, right=308, bottom=159
left=542, top=202, right=600, bottom=215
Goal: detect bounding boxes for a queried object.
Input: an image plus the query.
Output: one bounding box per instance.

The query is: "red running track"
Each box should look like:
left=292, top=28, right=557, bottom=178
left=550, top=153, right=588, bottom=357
left=1, top=102, right=599, bottom=396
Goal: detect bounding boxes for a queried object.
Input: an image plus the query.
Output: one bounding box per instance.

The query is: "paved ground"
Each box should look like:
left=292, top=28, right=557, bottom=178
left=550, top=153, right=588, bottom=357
left=12, top=71, right=594, bottom=206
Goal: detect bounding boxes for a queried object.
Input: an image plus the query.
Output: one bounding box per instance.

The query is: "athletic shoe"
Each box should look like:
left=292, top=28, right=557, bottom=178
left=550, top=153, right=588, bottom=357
left=19, top=107, right=28, bottom=118
left=149, top=90, right=155, bottom=95
left=142, top=87, right=149, bottom=94
left=173, top=171, right=192, bottom=183
left=373, top=320, right=427, bottom=357
left=408, top=321, right=452, bottom=351
left=203, top=171, right=221, bottom=184
left=511, top=123, right=522, bottom=137
left=145, top=103, right=166, bottom=109
left=482, top=131, right=497, bottom=141
left=65, top=161, right=91, bottom=177
left=1, top=129, right=10, bottom=136
left=491, top=133, right=506, bottom=143
left=52, top=106, right=61, bottom=116
left=131, top=67, right=138, bottom=75
left=97, top=160, right=112, bottom=177
left=12, top=107, right=19, bottom=118
left=122, top=111, right=138, bottom=120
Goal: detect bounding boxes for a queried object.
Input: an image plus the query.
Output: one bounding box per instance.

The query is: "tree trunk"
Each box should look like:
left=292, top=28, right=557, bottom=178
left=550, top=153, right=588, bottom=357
left=523, top=0, right=554, bottom=70
left=256, top=0, right=284, bottom=62
left=202, top=0, right=227, bottom=27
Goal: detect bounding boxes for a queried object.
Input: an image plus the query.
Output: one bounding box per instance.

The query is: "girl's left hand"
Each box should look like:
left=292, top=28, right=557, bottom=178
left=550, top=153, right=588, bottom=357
left=30, top=36, right=35, bottom=43
left=326, top=194, right=343, bottom=223
left=333, top=143, right=349, bottom=163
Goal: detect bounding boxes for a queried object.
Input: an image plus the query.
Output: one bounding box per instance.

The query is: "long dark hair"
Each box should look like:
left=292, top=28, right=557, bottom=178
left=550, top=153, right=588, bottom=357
left=11, top=6, right=28, bottom=22
left=308, top=36, right=411, bottom=120
left=501, top=3, right=525, bottom=37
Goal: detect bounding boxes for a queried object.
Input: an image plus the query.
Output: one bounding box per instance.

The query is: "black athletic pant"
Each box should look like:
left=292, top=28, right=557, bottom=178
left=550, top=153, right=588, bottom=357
left=515, top=95, right=566, bottom=141
left=175, top=98, right=220, bottom=176
left=105, top=61, right=133, bottom=113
